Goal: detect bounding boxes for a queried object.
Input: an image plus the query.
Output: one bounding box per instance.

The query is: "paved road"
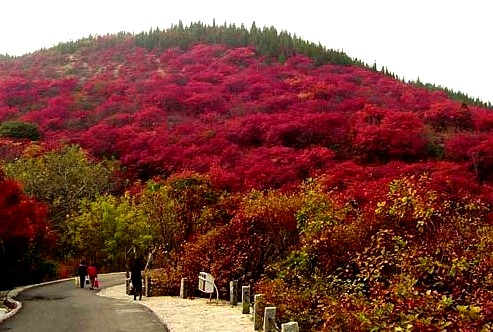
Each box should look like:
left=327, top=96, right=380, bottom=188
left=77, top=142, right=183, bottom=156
left=0, top=273, right=167, bottom=332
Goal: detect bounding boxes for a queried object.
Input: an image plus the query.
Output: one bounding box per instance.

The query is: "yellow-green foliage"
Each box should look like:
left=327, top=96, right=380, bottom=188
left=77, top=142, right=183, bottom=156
left=66, top=193, right=154, bottom=269
left=4, top=144, right=115, bottom=225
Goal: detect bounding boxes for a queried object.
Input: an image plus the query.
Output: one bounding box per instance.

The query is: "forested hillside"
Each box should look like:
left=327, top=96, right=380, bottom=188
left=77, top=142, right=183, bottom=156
left=1, top=22, right=493, bottom=331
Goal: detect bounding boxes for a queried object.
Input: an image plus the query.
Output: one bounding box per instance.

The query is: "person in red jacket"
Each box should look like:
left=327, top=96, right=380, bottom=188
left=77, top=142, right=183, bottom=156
left=87, top=262, right=98, bottom=290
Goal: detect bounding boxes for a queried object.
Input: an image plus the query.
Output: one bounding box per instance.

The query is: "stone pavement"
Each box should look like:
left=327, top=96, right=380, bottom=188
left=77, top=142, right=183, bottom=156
left=97, top=284, right=254, bottom=332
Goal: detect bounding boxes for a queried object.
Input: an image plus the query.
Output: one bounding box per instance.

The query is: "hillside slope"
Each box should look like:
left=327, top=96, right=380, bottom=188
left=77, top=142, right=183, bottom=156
left=1, top=26, right=492, bottom=191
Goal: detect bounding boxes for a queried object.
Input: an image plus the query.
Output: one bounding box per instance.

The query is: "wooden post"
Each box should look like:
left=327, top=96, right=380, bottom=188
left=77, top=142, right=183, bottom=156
left=180, top=277, right=188, bottom=299
left=263, top=307, right=277, bottom=332
left=242, top=285, right=250, bottom=314
left=253, top=294, right=265, bottom=330
left=281, top=322, right=299, bottom=332
left=229, top=280, right=238, bottom=305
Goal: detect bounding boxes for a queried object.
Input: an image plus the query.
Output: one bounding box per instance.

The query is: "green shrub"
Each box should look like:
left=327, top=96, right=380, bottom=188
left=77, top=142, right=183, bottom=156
left=0, top=121, right=40, bottom=140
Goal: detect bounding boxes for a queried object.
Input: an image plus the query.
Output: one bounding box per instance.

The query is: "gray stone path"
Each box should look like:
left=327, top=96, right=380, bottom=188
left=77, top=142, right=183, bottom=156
left=98, top=285, right=254, bottom=331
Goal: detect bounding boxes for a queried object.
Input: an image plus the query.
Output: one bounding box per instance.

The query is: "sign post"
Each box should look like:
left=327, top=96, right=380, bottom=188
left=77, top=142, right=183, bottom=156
left=198, top=272, right=219, bottom=302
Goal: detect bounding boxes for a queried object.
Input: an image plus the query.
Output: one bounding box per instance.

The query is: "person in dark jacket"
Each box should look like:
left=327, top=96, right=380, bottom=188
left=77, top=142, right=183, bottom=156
left=131, top=258, right=143, bottom=300
left=77, top=260, right=87, bottom=288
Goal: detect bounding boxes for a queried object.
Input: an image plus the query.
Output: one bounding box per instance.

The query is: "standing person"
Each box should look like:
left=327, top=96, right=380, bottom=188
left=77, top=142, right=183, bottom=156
left=77, top=260, right=87, bottom=289
left=87, top=262, right=98, bottom=290
left=131, top=258, right=143, bottom=300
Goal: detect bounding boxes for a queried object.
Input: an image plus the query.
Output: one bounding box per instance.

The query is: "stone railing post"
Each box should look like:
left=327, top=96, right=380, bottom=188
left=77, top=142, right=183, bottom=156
left=229, top=280, right=238, bottom=305
left=144, top=276, right=151, bottom=297
left=263, top=306, right=277, bottom=332
left=180, top=277, right=188, bottom=299
left=281, top=322, right=299, bottom=332
left=126, top=277, right=131, bottom=295
left=242, top=285, right=250, bottom=314
left=253, top=294, right=265, bottom=330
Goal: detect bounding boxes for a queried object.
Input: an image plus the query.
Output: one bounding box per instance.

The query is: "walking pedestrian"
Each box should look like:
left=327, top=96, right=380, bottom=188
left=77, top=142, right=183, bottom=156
left=87, top=262, right=98, bottom=290
left=77, top=260, right=87, bottom=288
left=131, top=258, right=143, bottom=300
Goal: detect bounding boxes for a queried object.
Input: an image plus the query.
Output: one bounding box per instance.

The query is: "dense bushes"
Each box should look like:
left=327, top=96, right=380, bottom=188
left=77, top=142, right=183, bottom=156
left=0, top=120, right=40, bottom=140
left=253, top=174, right=493, bottom=331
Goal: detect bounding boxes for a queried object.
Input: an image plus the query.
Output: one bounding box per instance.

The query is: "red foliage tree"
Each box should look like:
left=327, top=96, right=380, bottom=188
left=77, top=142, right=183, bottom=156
left=0, top=168, right=55, bottom=289
left=352, top=105, right=428, bottom=162
left=470, top=136, right=493, bottom=183
left=473, top=109, right=493, bottom=132
left=444, top=133, right=488, bottom=162
left=424, top=102, right=473, bottom=132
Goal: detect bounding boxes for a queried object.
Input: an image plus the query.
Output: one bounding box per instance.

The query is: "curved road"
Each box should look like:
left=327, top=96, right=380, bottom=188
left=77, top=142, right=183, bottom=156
left=0, top=273, right=167, bottom=332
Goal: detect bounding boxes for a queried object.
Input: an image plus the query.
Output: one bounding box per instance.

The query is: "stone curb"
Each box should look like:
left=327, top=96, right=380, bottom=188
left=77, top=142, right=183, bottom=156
left=0, top=298, right=22, bottom=323
left=0, top=272, right=124, bottom=324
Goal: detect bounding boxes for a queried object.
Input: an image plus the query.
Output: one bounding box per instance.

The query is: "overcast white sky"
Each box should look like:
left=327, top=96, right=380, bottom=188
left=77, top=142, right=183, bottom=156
left=1, top=0, right=491, bottom=103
